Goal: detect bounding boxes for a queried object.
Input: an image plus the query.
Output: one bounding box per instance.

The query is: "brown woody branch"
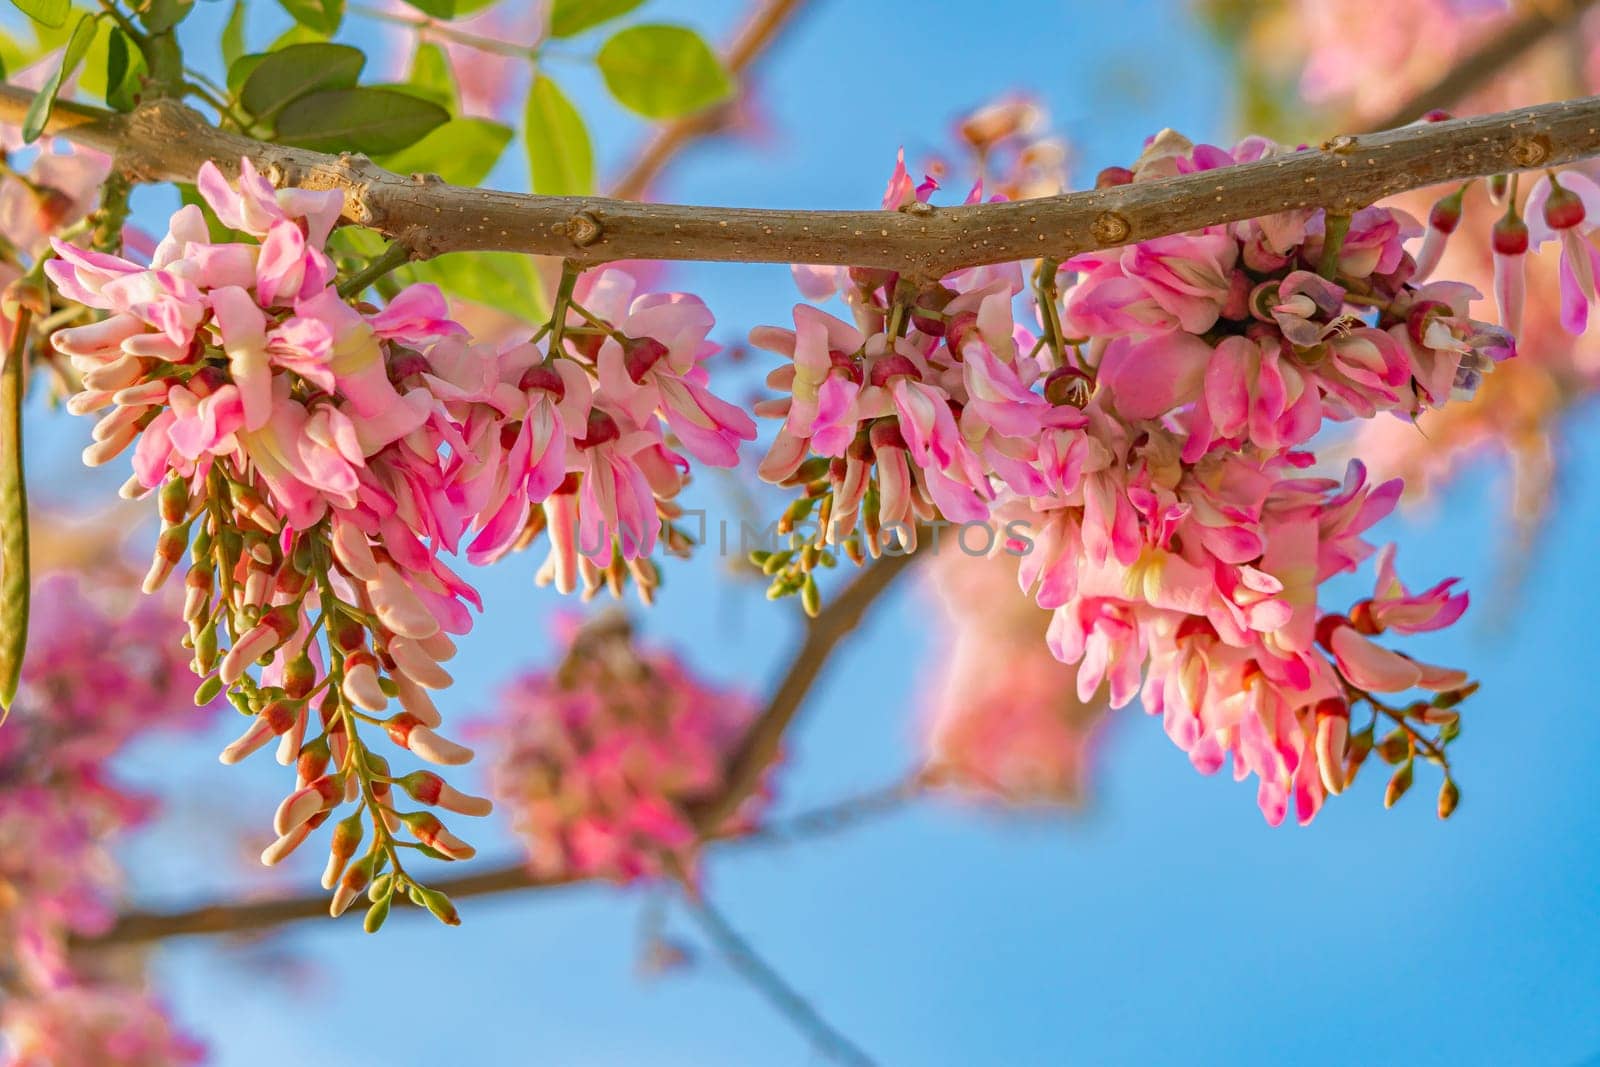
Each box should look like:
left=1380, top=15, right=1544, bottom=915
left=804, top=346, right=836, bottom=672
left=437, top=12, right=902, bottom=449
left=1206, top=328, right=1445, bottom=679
left=608, top=0, right=811, bottom=201
left=6, top=86, right=1600, bottom=275
left=1362, top=0, right=1600, bottom=134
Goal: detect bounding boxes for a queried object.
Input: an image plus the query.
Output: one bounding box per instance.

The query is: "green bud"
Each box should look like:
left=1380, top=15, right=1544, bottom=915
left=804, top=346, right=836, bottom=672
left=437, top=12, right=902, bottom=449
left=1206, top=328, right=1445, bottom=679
left=193, top=675, right=224, bottom=707
left=412, top=885, right=460, bottom=926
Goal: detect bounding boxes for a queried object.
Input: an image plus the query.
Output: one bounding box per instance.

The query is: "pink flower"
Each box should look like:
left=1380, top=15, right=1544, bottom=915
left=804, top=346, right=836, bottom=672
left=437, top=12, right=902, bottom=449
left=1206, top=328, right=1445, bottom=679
left=1525, top=170, right=1600, bottom=334
left=485, top=619, right=770, bottom=884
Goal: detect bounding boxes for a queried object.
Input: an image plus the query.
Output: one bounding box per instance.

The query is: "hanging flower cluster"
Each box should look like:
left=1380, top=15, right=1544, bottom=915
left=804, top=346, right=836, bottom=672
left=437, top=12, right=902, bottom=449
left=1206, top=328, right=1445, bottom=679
left=0, top=572, right=213, bottom=1063
left=484, top=615, right=769, bottom=884
left=755, top=135, right=1488, bottom=824
left=45, top=160, right=754, bottom=921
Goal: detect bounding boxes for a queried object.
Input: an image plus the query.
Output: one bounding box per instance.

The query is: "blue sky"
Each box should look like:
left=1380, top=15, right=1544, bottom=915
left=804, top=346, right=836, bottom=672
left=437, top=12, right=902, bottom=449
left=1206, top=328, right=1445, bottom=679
left=36, top=0, right=1600, bottom=1063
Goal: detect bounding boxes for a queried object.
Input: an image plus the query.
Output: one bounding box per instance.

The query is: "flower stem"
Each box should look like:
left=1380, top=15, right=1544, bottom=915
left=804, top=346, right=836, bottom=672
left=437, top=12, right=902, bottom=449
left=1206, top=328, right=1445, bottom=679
left=338, top=243, right=413, bottom=299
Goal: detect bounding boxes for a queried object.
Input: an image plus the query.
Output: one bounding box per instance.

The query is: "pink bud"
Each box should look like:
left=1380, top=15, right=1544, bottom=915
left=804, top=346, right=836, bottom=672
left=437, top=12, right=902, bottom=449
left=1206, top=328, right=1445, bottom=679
left=402, top=811, right=477, bottom=860
left=370, top=564, right=440, bottom=640
left=400, top=770, right=494, bottom=817
left=395, top=672, right=442, bottom=727
left=273, top=775, right=343, bottom=835
left=388, top=636, right=453, bottom=690
left=260, top=824, right=313, bottom=867
left=219, top=700, right=299, bottom=764
left=341, top=654, right=389, bottom=712
left=386, top=714, right=473, bottom=766
left=1313, top=699, right=1350, bottom=796
left=331, top=519, right=379, bottom=581
left=1543, top=178, right=1587, bottom=231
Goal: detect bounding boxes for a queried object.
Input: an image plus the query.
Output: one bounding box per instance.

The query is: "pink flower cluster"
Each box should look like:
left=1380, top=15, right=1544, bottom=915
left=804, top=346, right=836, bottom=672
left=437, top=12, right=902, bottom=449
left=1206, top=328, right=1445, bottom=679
left=0, top=573, right=213, bottom=1063
left=485, top=617, right=768, bottom=883
left=759, top=136, right=1488, bottom=823
left=1, top=988, right=205, bottom=1067
left=45, top=160, right=754, bottom=910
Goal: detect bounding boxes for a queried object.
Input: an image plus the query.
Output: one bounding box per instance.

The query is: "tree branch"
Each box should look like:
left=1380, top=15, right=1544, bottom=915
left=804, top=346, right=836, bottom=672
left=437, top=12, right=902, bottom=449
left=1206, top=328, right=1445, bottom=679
left=6, top=86, right=1600, bottom=274
left=608, top=0, right=810, bottom=201
left=1362, top=0, right=1600, bottom=134
left=686, top=552, right=918, bottom=833
left=85, top=556, right=916, bottom=949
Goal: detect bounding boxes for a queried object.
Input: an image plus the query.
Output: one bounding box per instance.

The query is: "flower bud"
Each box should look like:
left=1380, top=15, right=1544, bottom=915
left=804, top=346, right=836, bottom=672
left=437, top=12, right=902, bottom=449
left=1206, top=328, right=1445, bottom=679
left=330, top=854, right=375, bottom=917
left=341, top=653, right=389, bottom=712
left=273, top=775, right=343, bottom=835
left=1094, top=165, right=1134, bottom=188
left=387, top=636, right=452, bottom=690
left=159, top=476, right=192, bottom=526
left=1491, top=211, right=1529, bottom=257
left=400, top=811, right=476, bottom=860
left=364, top=891, right=392, bottom=934
left=260, top=823, right=313, bottom=867
left=322, top=812, right=365, bottom=890
left=1383, top=761, right=1414, bottom=809
left=1313, top=698, right=1350, bottom=796
left=219, top=700, right=300, bottom=767
left=410, top=884, right=460, bottom=926
left=1437, top=777, right=1460, bottom=819
left=385, top=714, right=474, bottom=766
left=297, top=734, right=332, bottom=786
left=370, top=564, right=440, bottom=640
left=398, top=770, right=494, bottom=817
left=1543, top=176, right=1586, bottom=231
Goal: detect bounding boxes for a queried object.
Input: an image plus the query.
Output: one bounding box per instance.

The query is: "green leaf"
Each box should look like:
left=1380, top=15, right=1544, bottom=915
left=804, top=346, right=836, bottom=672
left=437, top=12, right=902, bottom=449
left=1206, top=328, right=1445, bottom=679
left=398, top=0, right=453, bottom=14
left=523, top=74, right=592, bottom=196
left=402, top=252, right=548, bottom=322
left=226, top=53, right=265, bottom=95
left=22, top=12, right=96, bottom=144
left=104, top=28, right=147, bottom=112
left=8, top=0, right=69, bottom=28
left=278, top=0, right=343, bottom=35
left=406, top=41, right=457, bottom=111
left=222, top=0, right=248, bottom=68
left=595, top=24, right=731, bottom=119
left=549, top=0, right=644, bottom=38
left=275, top=87, right=448, bottom=153
left=380, top=117, right=510, bottom=186
left=239, top=42, right=365, bottom=121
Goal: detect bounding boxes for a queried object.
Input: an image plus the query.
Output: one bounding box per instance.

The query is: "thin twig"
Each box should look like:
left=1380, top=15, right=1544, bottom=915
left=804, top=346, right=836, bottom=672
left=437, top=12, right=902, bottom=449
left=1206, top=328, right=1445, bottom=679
left=680, top=888, right=877, bottom=1067
left=1362, top=0, right=1600, bottom=133
left=85, top=771, right=923, bottom=947
left=609, top=0, right=811, bottom=201
left=4, top=87, right=1599, bottom=273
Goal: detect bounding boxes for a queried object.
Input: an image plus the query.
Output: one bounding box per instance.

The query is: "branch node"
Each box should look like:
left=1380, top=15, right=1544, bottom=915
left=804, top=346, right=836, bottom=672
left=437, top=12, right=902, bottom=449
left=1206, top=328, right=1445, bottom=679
left=1509, top=133, right=1552, bottom=167
left=410, top=172, right=445, bottom=186
left=1091, top=210, right=1132, bottom=246
left=902, top=200, right=935, bottom=217
left=565, top=210, right=605, bottom=248
left=1322, top=134, right=1359, bottom=153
